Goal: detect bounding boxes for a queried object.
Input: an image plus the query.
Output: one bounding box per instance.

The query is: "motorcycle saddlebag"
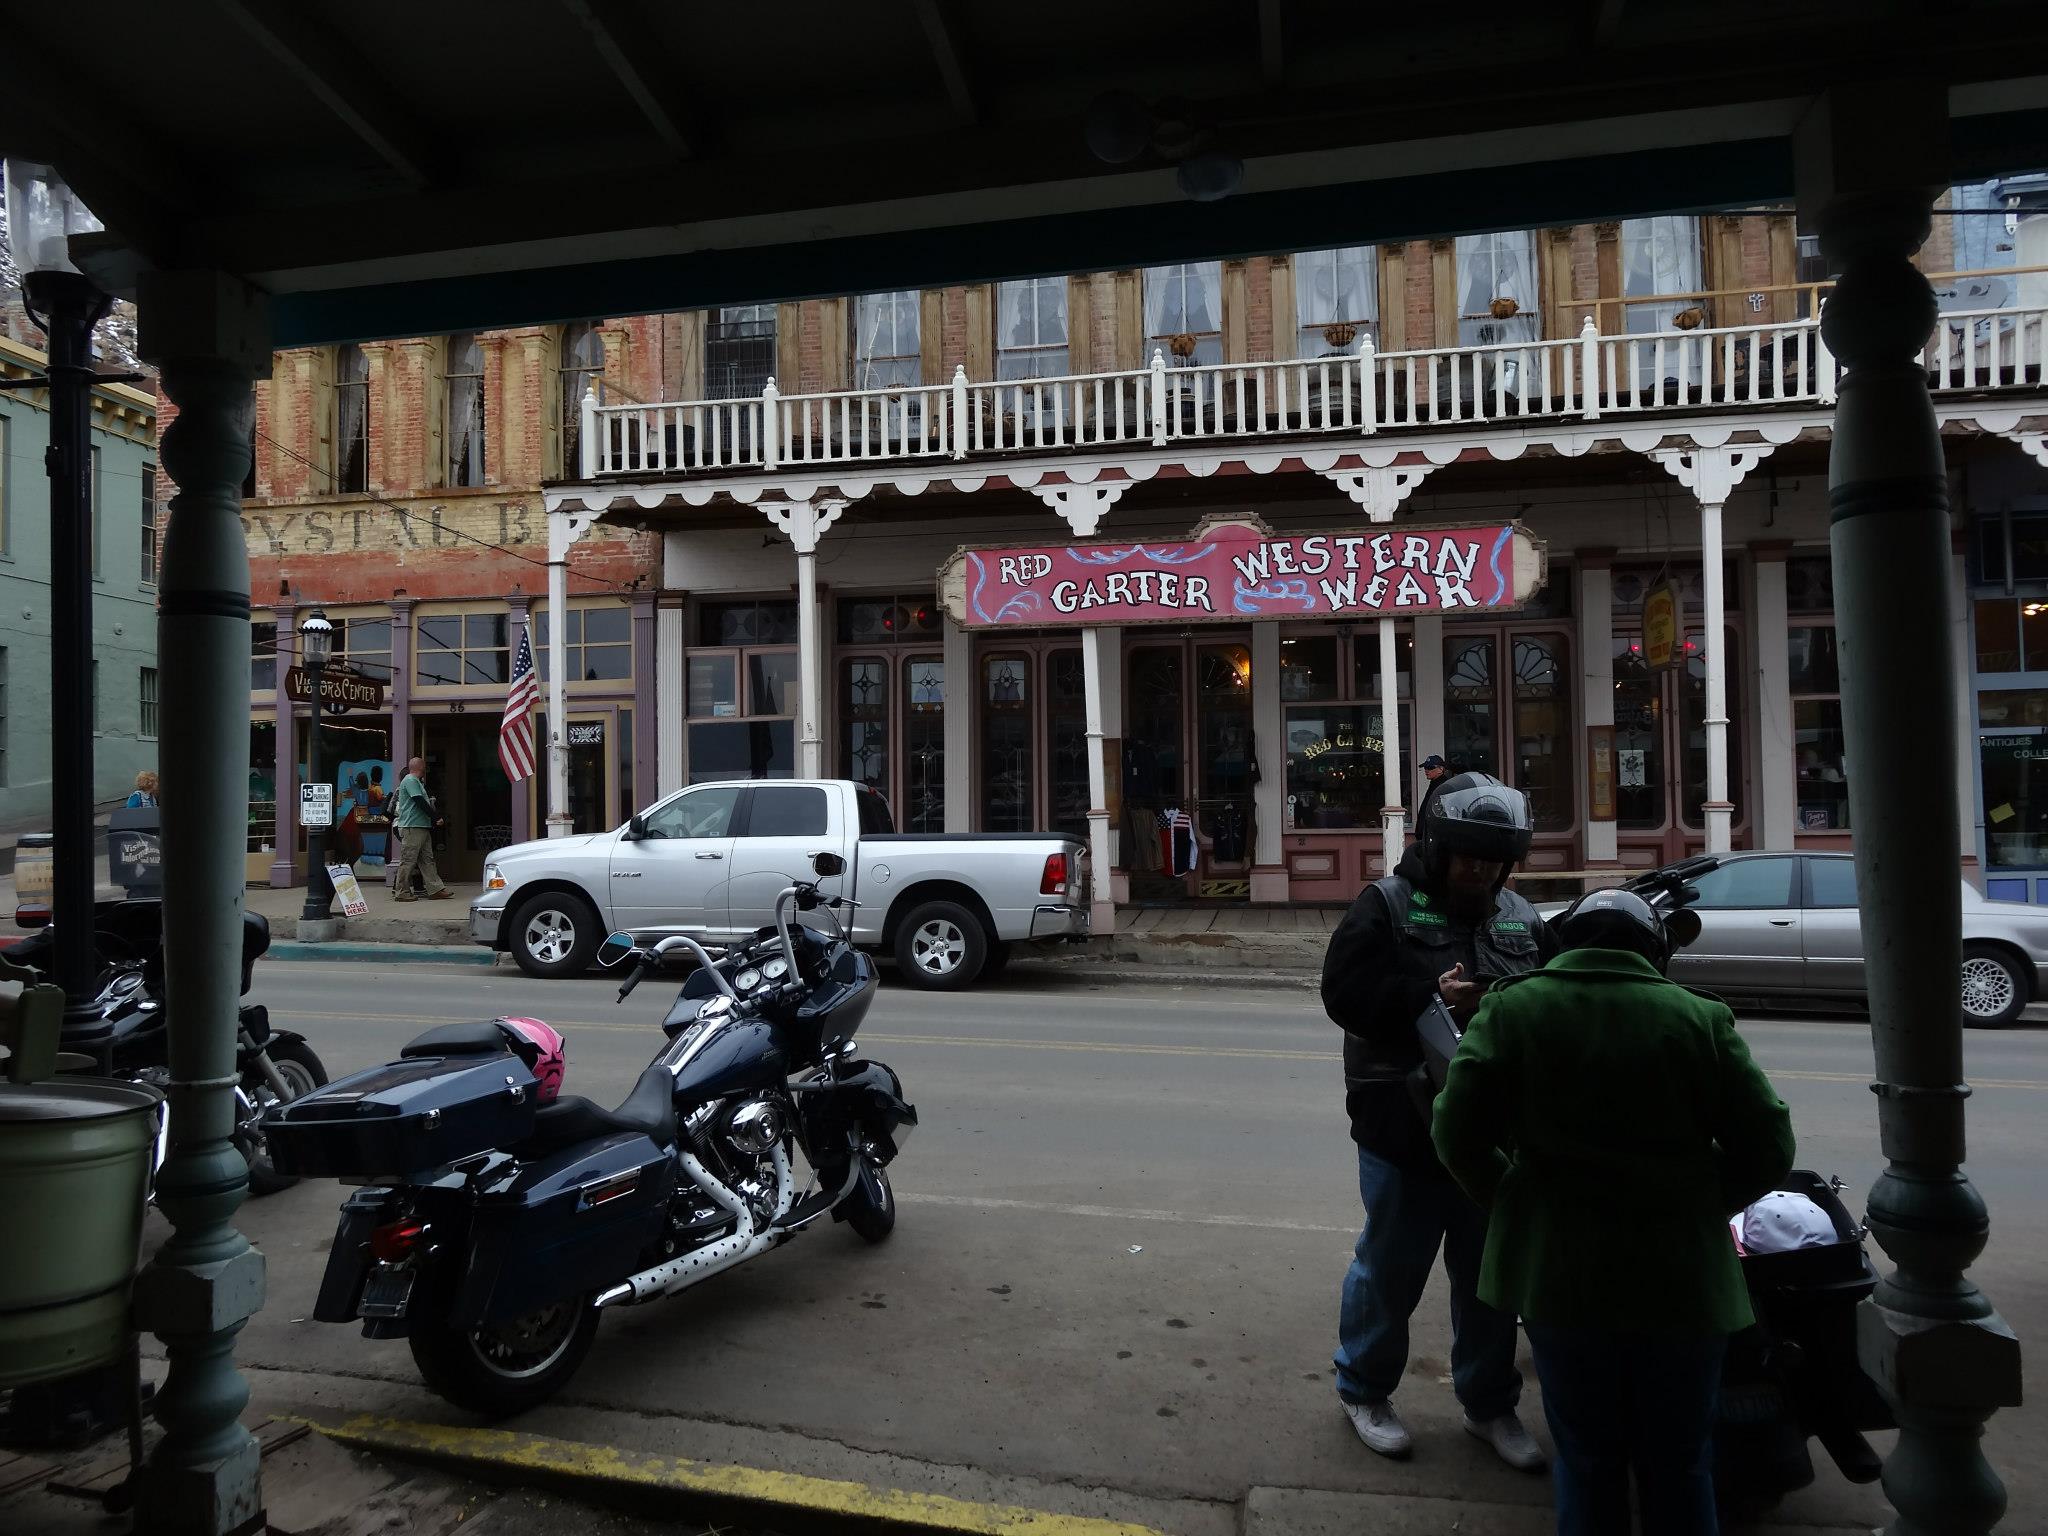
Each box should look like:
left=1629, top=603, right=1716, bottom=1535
left=263, top=1051, right=538, bottom=1179
left=457, top=1132, right=674, bottom=1325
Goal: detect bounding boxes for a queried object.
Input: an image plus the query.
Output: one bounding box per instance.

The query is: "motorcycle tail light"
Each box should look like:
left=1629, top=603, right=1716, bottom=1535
left=1041, top=852, right=1069, bottom=897
left=369, top=1218, right=427, bottom=1262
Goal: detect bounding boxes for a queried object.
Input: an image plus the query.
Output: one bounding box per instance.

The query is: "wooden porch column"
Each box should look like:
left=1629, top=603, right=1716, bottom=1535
left=1250, top=621, right=1287, bottom=901
left=1577, top=553, right=1619, bottom=865
left=942, top=615, right=972, bottom=831
left=657, top=588, right=686, bottom=795
left=1751, top=543, right=1798, bottom=851
left=1081, top=625, right=1123, bottom=933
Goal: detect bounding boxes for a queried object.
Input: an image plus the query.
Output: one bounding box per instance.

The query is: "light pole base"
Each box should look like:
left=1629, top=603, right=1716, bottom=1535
left=296, top=918, right=342, bottom=944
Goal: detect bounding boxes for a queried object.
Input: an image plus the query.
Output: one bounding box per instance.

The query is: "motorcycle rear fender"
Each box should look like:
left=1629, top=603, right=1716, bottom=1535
left=313, top=1186, right=400, bottom=1325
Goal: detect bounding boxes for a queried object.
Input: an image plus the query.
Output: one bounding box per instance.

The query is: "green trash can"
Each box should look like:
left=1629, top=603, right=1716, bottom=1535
left=0, top=1076, right=162, bottom=1389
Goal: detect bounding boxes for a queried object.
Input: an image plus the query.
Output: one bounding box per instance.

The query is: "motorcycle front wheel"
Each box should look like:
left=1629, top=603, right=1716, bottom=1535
left=238, top=1037, right=328, bottom=1196
left=408, top=1269, right=601, bottom=1417
left=843, top=1158, right=896, bottom=1244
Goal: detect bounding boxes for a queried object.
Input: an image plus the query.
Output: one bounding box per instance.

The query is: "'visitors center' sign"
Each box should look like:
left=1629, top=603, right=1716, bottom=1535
left=942, top=515, right=1546, bottom=630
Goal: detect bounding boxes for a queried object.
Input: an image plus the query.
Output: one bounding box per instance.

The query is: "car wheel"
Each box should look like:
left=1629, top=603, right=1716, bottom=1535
left=510, top=891, right=600, bottom=979
left=892, top=900, right=988, bottom=991
left=1960, top=944, right=2027, bottom=1028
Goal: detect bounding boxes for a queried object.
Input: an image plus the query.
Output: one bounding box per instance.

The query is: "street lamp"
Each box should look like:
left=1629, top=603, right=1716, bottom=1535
left=4, top=161, right=113, bottom=1019
left=298, top=610, right=335, bottom=924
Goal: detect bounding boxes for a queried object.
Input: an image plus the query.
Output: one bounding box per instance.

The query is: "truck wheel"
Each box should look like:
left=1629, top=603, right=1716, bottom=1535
left=893, top=900, right=987, bottom=990
left=510, top=891, right=600, bottom=979
left=1961, top=944, right=2028, bottom=1027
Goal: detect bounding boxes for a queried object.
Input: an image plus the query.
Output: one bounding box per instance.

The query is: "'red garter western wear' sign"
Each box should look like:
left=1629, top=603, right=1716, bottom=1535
left=940, top=514, right=1547, bottom=630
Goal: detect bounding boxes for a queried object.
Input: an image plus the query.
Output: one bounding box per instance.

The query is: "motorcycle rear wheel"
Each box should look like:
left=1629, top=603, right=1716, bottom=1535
left=239, top=1037, right=327, bottom=1196
left=408, top=1267, right=601, bottom=1417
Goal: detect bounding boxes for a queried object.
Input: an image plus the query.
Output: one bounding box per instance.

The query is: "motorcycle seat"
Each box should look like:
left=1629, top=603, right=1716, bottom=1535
left=520, top=1063, right=676, bottom=1156
left=400, top=1020, right=514, bottom=1057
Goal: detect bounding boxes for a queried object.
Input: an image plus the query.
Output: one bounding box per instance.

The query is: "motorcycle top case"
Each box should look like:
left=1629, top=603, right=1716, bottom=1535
left=263, top=1049, right=538, bottom=1178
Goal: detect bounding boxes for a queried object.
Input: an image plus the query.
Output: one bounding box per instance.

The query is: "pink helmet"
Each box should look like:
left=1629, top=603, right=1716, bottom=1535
left=497, top=1016, right=567, bottom=1103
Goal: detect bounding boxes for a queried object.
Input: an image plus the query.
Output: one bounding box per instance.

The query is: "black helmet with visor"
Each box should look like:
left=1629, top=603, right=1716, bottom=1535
left=1416, top=772, right=1533, bottom=891
left=1554, top=886, right=1702, bottom=972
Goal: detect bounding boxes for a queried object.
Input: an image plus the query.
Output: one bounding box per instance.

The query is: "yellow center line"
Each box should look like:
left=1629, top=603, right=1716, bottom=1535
left=268, top=1008, right=2048, bottom=1085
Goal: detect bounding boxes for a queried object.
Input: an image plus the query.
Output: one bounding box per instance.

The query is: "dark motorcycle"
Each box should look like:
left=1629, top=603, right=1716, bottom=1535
left=263, top=854, right=917, bottom=1414
left=7, top=898, right=326, bottom=1194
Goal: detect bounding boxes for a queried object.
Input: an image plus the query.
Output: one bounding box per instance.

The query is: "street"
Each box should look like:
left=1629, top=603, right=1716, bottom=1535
left=186, top=960, right=2048, bottom=1533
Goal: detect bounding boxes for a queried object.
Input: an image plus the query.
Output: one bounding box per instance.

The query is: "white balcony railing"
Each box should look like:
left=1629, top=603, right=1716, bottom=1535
left=575, top=306, right=2048, bottom=481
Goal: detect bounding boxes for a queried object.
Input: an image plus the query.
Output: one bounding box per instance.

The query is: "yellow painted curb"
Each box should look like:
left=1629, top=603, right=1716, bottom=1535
left=312, top=1415, right=1169, bottom=1536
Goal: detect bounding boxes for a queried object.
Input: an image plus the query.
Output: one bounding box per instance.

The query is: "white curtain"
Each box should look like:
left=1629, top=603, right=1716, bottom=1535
left=335, top=344, right=368, bottom=489
left=1144, top=262, right=1222, bottom=364
left=1622, top=217, right=1702, bottom=332
left=854, top=291, right=919, bottom=389
left=997, top=277, right=1068, bottom=381
left=447, top=333, right=483, bottom=485
left=1455, top=232, right=1538, bottom=345
left=1295, top=246, right=1378, bottom=354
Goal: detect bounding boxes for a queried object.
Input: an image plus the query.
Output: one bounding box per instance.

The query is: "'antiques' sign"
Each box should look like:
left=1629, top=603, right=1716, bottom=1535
left=941, top=515, right=1547, bottom=630
left=286, top=666, right=387, bottom=712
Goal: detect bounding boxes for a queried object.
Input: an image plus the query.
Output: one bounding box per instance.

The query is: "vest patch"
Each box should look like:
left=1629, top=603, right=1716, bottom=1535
left=1407, top=904, right=1448, bottom=927
left=1491, top=920, right=1530, bottom=935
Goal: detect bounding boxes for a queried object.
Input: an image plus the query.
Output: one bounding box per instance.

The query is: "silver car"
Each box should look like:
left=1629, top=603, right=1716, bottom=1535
left=1537, top=852, right=2048, bottom=1027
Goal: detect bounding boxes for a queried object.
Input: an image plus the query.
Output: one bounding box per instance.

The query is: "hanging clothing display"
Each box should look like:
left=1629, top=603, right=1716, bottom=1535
left=1155, top=807, right=1196, bottom=877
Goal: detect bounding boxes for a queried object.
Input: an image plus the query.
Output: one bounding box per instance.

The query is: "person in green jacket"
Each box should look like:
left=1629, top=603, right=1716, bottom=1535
left=1431, top=887, right=1794, bottom=1536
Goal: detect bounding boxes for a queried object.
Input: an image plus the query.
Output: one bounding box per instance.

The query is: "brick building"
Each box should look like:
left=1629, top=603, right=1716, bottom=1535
left=231, top=194, right=2048, bottom=909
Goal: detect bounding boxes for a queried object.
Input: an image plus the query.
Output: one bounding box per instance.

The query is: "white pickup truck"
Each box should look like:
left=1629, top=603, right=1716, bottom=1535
left=470, top=779, right=1090, bottom=990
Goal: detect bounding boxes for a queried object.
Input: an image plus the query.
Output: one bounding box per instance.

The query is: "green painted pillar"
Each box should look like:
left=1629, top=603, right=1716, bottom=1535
left=133, top=272, right=272, bottom=1536
left=1799, top=85, right=2024, bottom=1535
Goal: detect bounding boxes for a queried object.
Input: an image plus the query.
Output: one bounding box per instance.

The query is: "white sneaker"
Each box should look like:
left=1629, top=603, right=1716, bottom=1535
left=1343, top=1398, right=1413, bottom=1459
left=1464, top=1412, right=1547, bottom=1472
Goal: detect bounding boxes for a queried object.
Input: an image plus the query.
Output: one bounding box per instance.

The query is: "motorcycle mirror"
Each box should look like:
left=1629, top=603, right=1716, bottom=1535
left=1664, top=908, right=1703, bottom=950
left=597, top=931, right=638, bottom=968
left=812, top=851, right=847, bottom=878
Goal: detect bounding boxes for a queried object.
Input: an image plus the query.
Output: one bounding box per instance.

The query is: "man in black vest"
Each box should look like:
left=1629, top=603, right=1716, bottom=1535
left=1322, top=772, right=1556, bottom=1469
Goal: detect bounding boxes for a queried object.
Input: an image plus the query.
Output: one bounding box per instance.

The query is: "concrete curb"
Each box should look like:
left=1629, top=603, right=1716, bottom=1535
left=265, top=940, right=499, bottom=966
left=311, top=1416, right=1170, bottom=1536
left=1006, top=961, right=1317, bottom=991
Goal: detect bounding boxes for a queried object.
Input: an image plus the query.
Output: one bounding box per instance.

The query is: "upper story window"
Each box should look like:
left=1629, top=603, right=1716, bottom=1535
left=335, top=343, right=370, bottom=493
left=252, top=620, right=277, bottom=693
left=446, top=333, right=486, bottom=487
left=417, top=610, right=510, bottom=686
left=997, top=277, right=1069, bottom=381
left=1621, top=216, right=1703, bottom=328
left=1295, top=246, right=1378, bottom=357
left=708, top=304, right=776, bottom=400
left=852, top=292, right=920, bottom=390
left=141, top=463, right=158, bottom=586
left=1145, top=262, right=1222, bottom=365
left=536, top=600, right=632, bottom=682
left=559, top=322, right=605, bottom=473
left=1455, top=230, right=1539, bottom=345
left=337, top=615, right=392, bottom=682
left=1942, top=180, right=2017, bottom=314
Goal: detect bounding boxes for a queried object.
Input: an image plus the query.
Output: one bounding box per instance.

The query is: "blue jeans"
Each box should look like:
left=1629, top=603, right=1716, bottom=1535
left=1524, top=1323, right=1726, bottom=1536
left=1333, top=1145, right=1521, bottom=1418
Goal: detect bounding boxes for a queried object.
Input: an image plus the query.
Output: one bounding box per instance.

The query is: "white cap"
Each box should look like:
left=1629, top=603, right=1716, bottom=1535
left=1730, top=1191, right=1838, bottom=1255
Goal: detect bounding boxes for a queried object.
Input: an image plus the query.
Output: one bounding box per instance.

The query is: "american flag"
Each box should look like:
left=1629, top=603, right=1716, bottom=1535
left=499, top=627, right=540, bottom=781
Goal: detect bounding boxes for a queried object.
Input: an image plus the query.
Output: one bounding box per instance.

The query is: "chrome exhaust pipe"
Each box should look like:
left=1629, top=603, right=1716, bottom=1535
left=596, top=1145, right=794, bottom=1309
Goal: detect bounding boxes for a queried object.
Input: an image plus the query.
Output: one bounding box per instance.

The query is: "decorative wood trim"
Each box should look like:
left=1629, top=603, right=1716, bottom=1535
left=816, top=296, right=849, bottom=393
left=1066, top=275, right=1094, bottom=376
left=1377, top=244, right=1407, bottom=351
left=919, top=289, right=945, bottom=387
left=1269, top=253, right=1298, bottom=362
left=673, top=309, right=706, bottom=401
left=1704, top=215, right=1744, bottom=328
left=1767, top=215, right=1798, bottom=325
left=1538, top=229, right=1573, bottom=347
left=775, top=302, right=802, bottom=391
left=1114, top=269, right=1144, bottom=370
left=1222, top=258, right=1250, bottom=364
left=1595, top=224, right=1623, bottom=334
left=964, top=283, right=995, bottom=382
left=1431, top=240, right=1459, bottom=350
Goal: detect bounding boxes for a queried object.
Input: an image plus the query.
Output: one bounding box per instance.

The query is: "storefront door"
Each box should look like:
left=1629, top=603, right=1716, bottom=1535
left=1613, top=628, right=1746, bottom=865
left=415, top=715, right=517, bottom=883
left=532, top=710, right=617, bottom=841
left=1122, top=639, right=1255, bottom=900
